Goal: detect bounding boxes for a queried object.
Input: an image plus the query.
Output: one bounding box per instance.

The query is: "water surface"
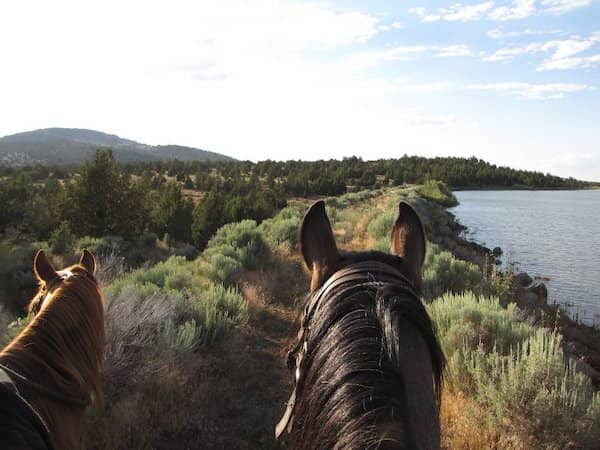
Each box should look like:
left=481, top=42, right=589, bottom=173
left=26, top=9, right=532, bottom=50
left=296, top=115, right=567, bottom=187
left=451, top=190, right=600, bottom=326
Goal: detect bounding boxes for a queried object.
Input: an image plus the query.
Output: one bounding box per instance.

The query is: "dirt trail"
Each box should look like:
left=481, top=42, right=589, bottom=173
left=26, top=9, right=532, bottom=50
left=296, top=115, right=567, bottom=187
left=174, top=256, right=307, bottom=450
left=84, top=255, right=307, bottom=450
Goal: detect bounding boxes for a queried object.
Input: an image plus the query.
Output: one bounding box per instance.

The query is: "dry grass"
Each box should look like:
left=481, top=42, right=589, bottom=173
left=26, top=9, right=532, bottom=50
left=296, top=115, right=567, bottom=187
left=441, top=387, right=528, bottom=450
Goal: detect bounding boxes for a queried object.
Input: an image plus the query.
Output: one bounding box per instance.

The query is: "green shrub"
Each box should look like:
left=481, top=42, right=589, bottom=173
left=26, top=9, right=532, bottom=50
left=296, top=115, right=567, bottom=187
left=428, top=292, right=600, bottom=448
left=207, top=220, right=270, bottom=270
left=469, top=330, right=600, bottom=448
left=427, top=292, right=535, bottom=386
left=161, top=283, right=248, bottom=350
left=367, top=208, right=396, bottom=251
left=75, top=235, right=128, bottom=257
left=49, top=222, right=75, bottom=254
left=422, top=247, right=484, bottom=300
left=140, top=232, right=158, bottom=247
left=418, top=180, right=458, bottom=207
left=259, top=216, right=301, bottom=249
left=2, top=314, right=32, bottom=346
left=198, top=251, right=243, bottom=284
left=173, top=244, right=199, bottom=261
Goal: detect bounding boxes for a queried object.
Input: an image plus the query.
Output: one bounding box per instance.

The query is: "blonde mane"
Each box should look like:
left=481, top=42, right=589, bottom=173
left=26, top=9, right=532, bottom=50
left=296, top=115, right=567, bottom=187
left=0, top=255, right=105, bottom=449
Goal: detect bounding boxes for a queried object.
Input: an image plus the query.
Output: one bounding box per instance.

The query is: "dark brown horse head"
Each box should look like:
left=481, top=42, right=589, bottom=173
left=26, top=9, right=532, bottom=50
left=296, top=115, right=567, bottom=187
left=301, top=200, right=426, bottom=292
left=279, top=201, right=443, bottom=449
left=0, top=249, right=104, bottom=450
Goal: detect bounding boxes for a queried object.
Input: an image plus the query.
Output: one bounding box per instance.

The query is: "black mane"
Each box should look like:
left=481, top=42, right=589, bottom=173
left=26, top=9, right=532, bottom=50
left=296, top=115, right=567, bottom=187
left=286, top=251, right=444, bottom=449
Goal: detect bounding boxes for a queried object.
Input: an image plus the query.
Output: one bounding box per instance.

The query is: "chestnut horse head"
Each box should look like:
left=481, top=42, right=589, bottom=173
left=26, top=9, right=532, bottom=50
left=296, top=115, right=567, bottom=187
left=0, top=250, right=104, bottom=450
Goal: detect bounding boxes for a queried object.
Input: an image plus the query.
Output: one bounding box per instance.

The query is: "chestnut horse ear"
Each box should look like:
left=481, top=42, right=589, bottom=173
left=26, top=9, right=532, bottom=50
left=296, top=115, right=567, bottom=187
left=80, top=249, right=96, bottom=275
left=34, top=250, right=58, bottom=284
left=300, top=200, right=340, bottom=290
left=391, top=202, right=426, bottom=285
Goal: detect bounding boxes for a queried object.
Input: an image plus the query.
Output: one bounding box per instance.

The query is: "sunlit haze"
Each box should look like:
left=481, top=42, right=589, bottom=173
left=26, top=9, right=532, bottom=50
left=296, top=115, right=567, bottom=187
left=1, top=0, right=599, bottom=180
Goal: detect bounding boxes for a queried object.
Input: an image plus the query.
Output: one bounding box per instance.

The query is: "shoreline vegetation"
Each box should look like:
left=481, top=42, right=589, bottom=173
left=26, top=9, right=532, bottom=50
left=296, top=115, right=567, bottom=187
left=1, top=150, right=599, bottom=448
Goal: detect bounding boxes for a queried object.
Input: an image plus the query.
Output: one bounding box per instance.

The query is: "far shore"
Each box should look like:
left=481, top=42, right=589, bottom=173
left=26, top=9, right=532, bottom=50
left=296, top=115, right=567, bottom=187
left=451, top=185, right=600, bottom=191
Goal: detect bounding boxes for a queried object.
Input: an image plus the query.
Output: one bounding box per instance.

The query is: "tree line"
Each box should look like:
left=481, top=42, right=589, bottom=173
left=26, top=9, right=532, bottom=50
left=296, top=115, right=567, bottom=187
left=0, top=151, right=588, bottom=249
left=0, top=150, right=286, bottom=249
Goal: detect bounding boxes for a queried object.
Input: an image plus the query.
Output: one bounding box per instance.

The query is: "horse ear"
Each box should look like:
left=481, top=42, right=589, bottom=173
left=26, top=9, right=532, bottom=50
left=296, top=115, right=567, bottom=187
left=34, top=250, right=58, bottom=283
left=300, top=200, right=340, bottom=290
left=80, top=249, right=96, bottom=275
left=391, top=202, right=426, bottom=283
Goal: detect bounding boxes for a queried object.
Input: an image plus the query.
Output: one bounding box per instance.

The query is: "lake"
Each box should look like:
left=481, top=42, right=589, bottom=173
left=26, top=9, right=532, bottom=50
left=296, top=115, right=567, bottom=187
left=451, top=190, right=600, bottom=326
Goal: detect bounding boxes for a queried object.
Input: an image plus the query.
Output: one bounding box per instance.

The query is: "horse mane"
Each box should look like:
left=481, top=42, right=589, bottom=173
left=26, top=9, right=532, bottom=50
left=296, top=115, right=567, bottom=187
left=0, top=262, right=105, bottom=406
left=288, top=251, right=444, bottom=450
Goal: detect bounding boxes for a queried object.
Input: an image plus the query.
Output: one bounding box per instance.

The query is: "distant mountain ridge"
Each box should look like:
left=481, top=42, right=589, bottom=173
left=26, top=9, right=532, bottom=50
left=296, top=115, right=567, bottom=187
left=0, top=128, right=234, bottom=165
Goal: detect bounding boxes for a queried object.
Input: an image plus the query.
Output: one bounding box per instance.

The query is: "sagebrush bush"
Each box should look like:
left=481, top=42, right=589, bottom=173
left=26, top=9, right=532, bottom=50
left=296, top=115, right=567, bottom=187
left=105, top=254, right=248, bottom=356
left=259, top=216, right=301, bottom=249
left=198, top=250, right=243, bottom=284
left=418, top=179, right=458, bottom=207
left=422, top=247, right=484, bottom=300
left=428, top=292, right=535, bottom=386
left=326, top=189, right=380, bottom=209
left=162, top=283, right=248, bottom=350
left=366, top=208, right=396, bottom=251
left=49, top=222, right=75, bottom=254
left=206, top=220, right=270, bottom=270
left=104, top=286, right=185, bottom=374
left=429, top=292, right=600, bottom=449
left=76, top=235, right=128, bottom=258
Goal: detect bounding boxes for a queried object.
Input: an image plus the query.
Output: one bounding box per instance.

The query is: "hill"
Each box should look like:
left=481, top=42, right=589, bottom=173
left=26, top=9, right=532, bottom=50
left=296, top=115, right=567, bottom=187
left=0, top=128, right=234, bottom=165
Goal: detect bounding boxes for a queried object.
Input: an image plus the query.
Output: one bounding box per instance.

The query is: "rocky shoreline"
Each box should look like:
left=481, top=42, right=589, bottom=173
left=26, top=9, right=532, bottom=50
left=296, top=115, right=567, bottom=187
left=413, top=195, right=600, bottom=386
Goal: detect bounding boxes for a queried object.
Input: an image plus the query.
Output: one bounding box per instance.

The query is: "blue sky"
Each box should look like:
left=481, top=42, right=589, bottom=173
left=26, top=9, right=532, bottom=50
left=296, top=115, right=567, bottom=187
left=0, top=0, right=598, bottom=180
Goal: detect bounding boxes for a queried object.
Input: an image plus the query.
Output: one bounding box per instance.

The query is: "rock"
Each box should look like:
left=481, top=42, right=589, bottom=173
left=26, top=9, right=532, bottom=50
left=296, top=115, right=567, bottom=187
left=514, top=272, right=533, bottom=287
left=492, top=246, right=503, bottom=257
left=531, top=282, right=548, bottom=301
left=515, top=282, right=548, bottom=309
left=574, top=358, right=600, bottom=385
left=563, top=325, right=585, bottom=342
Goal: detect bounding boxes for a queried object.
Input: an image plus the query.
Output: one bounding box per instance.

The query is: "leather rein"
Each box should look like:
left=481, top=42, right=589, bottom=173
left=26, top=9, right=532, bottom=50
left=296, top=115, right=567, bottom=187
left=275, top=260, right=420, bottom=438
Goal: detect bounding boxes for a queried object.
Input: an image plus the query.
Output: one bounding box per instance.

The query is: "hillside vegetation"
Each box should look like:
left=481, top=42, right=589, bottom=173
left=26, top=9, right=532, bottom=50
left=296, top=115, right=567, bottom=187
left=0, top=128, right=234, bottom=166
left=2, top=184, right=598, bottom=449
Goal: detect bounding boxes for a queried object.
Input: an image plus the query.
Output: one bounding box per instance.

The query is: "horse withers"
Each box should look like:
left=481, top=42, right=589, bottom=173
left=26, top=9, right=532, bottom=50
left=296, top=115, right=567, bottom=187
left=277, top=201, right=444, bottom=450
left=0, top=250, right=105, bottom=450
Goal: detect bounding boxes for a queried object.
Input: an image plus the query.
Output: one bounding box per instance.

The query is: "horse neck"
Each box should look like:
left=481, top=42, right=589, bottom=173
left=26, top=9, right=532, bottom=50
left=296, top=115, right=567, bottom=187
left=393, top=316, right=440, bottom=450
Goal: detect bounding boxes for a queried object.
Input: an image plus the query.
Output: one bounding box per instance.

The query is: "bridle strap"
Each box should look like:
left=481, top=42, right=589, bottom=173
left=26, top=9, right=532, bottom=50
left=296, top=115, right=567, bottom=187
left=275, top=260, right=419, bottom=438
left=0, top=363, right=91, bottom=408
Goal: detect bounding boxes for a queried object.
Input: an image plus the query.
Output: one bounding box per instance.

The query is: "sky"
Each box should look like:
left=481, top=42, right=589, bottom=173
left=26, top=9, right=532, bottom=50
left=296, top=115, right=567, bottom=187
left=0, top=0, right=599, bottom=180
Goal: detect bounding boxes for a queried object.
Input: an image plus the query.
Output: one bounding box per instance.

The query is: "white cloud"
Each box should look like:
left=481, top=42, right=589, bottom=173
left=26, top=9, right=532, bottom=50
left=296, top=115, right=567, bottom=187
left=412, top=0, right=591, bottom=23
left=435, top=44, right=475, bottom=57
left=409, top=2, right=494, bottom=22
left=538, top=54, right=600, bottom=70
left=348, top=44, right=474, bottom=68
left=483, top=42, right=544, bottom=61
left=487, top=27, right=563, bottom=39
left=408, top=7, right=427, bottom=17
left=489, top=0, right=536, bottom=21
left=540, top=0, right=592, bottom=14
left=482, top=33, right=600, bottom=68
left=469, top=82, right=590, bottom=99
left=404, top=82, right=453, bottom=92
left=391, top=21, right=405, bottom=29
